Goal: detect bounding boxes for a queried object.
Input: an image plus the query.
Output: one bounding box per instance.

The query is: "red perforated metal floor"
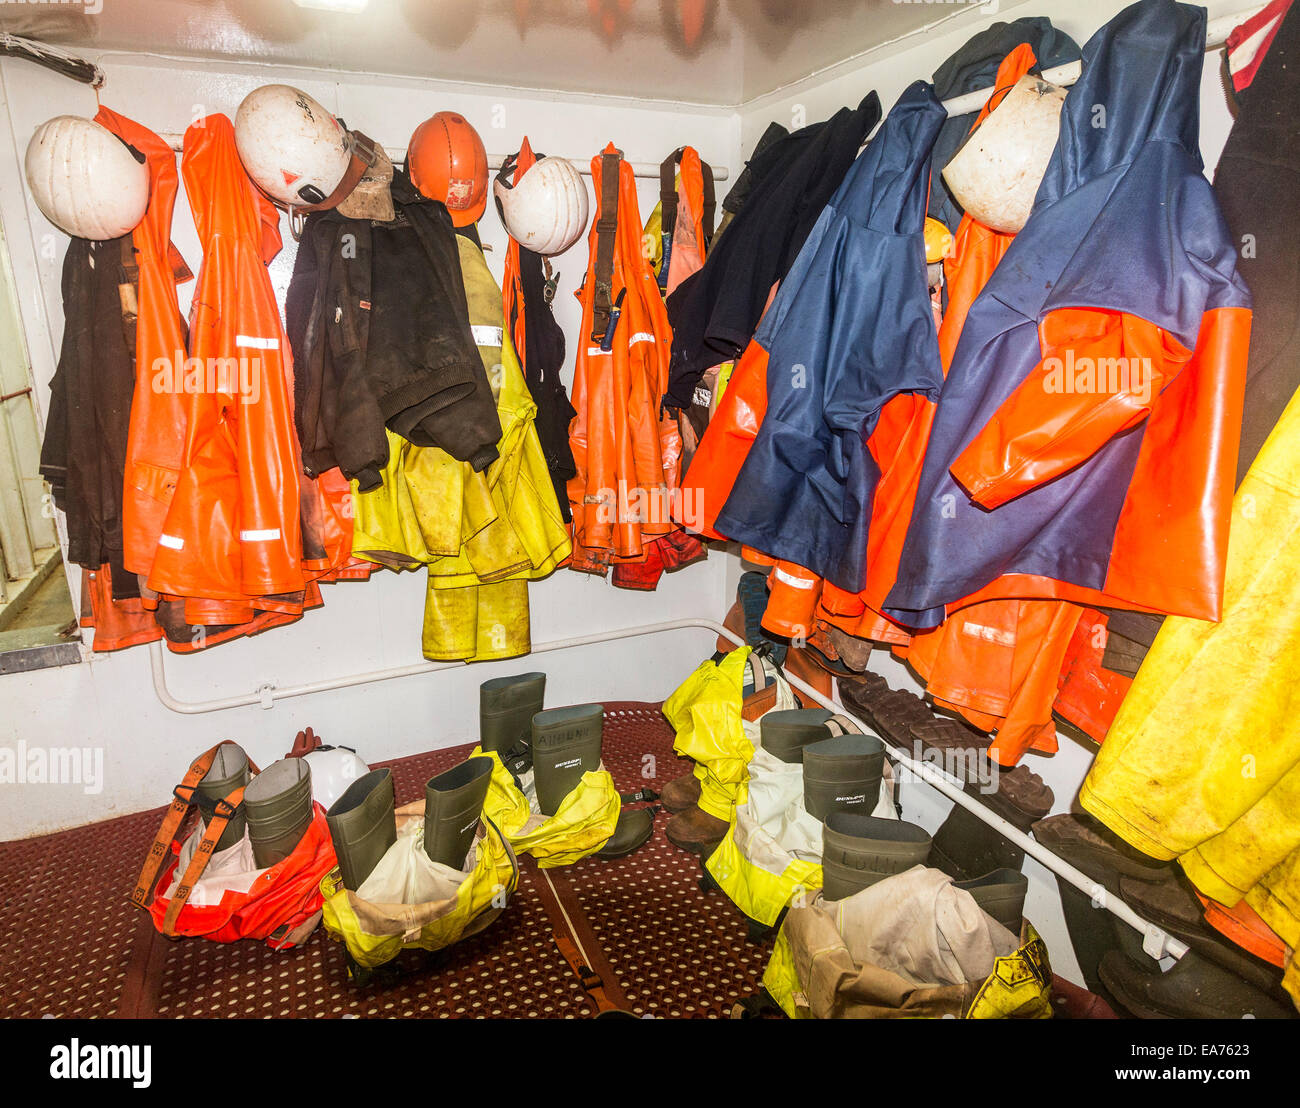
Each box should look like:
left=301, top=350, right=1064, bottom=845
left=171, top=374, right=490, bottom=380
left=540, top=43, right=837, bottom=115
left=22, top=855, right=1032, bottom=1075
left=0, top=702, right=771, bottom=1019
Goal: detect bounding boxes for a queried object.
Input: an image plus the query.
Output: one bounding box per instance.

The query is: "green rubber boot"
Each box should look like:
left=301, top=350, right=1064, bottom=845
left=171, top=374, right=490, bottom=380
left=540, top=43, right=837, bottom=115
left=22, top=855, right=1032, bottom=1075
left=595, top=807, right=655, bottom=859
left=480, top=672, right=546, bottom=760
left=759, top=708, right=834, bottom=764
left=801, top=732, right=885, bottom=820
left=820, top=813, right=932, bottom=902
left=531, top=704, right=604, bottom=817
left=196, top=743, right=251, bottom=852
left=953, top=868, right=1030, bottom=934
left=244, top=757, right=315, bottom=869
left=423, top=756, right=494, bottom=868
left=325, top=768, right=397, bottom=891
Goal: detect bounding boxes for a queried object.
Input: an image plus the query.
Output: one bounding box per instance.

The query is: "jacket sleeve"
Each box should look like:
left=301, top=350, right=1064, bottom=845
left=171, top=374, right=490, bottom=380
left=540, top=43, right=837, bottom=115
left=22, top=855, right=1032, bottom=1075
left=949, top=308, right=1186, bottom=508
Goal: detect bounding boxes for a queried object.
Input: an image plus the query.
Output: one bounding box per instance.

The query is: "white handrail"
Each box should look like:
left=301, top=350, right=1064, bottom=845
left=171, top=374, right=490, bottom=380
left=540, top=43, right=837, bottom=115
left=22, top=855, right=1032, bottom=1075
left=147, top=617, right=1187, bottom=959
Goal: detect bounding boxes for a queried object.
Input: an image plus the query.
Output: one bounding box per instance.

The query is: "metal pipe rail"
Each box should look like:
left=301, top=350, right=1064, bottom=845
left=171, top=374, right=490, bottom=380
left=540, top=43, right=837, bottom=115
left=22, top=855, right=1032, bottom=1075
left=940, top=5, right=1266, bottom=117
left=147, top=618, right=1188, bottom=960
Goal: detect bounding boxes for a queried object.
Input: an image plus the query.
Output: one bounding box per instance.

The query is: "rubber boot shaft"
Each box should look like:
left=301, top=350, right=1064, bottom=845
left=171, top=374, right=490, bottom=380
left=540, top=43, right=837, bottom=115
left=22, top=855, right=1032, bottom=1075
left=759, top=708, right=833, bottom=764
left=244, top=757, right=314, bottom=869
left=197, top=743, right=250, bottom=852
left=531, top=704, right=604, bottom=817
left=820, top=812, right=931, bottom=902
left=423, top=756, right=493, bottom=868
left=801, top=733, right=885, bottom=820
left=930, top=802, right=1025, bottom=879
left=326, top=767, right=396, bottom=891
left=953, top=867, right=1030, bottom=934
left=479, top=672, right=546, bottom=755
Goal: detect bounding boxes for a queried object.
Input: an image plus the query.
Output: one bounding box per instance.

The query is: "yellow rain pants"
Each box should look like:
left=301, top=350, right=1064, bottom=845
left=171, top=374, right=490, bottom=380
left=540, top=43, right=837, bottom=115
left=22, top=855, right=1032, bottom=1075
left=1081, top=387, right=1300, bottom=1008
left=478, top=750, right=621, bottom=869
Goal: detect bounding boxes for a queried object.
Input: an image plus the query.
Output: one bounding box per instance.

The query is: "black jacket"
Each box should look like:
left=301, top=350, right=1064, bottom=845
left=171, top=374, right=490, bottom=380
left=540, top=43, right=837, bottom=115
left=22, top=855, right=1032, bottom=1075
left=663, top=93, right=881, bottom=412
left=286, top=172, right=501, bottom=492
left=39, top=235, right=138, bottom=599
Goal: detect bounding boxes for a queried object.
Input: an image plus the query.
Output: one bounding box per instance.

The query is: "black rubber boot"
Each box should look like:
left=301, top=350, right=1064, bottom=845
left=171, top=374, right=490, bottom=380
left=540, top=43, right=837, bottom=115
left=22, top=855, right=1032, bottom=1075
left=759, top=708, right=833, bottom=764
left=801, top=733, right=885, bottom=820
left=244, top=757, right=315, bottom=869
left=531, top=704, right=604, bottom=817
left=930, top=802, right=1026, bottom=879
left=197, top=743, right=251, bottom=852
left=820, top=813, right=932, bottom=902
left=423, top=756, right=494, bottom=868
left=326, top=768, right=397, bottom=891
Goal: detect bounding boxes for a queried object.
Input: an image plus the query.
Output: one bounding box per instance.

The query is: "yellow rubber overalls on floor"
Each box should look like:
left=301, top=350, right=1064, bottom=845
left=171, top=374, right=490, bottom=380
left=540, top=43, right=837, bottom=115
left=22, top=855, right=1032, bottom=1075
left=1081, top=386, right=1300, bottom=1008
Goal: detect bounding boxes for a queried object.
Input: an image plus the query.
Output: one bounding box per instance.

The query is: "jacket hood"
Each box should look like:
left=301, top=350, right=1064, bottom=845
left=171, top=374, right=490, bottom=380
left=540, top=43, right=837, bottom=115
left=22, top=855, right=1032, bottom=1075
left=1036, top=0, right=1206, bottom=208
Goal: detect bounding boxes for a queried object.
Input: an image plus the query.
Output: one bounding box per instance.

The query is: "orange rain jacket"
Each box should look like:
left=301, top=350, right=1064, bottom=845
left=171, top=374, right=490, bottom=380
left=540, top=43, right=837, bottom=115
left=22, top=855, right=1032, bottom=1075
left=567, top=144, right=687, bottom=576
left=146, top=115, right=305, bottom=612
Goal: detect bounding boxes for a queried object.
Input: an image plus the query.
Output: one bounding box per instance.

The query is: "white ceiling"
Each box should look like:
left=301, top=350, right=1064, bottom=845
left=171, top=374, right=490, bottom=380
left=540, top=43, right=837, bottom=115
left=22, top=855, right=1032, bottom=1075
left=0, top=0, right=995, bottom=106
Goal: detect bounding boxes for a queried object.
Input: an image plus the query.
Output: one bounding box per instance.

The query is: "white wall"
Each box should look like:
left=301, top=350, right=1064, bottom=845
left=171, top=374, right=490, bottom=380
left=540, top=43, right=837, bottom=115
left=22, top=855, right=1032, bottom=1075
left=0, top=53, right=740, bottom=839
left=734, top=0, right=1256, bottom=984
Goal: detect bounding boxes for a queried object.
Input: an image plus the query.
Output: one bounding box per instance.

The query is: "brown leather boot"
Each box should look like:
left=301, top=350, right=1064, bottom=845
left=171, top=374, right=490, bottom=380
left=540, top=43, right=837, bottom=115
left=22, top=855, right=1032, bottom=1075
left=660, top=771, right=702, bottom=813
left=665, top=806, right=729, bottom=856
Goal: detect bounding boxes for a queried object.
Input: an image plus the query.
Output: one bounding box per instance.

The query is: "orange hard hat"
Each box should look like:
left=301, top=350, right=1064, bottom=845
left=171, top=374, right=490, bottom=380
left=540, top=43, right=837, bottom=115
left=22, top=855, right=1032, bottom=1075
left=408, top=111, right=488, bottom=227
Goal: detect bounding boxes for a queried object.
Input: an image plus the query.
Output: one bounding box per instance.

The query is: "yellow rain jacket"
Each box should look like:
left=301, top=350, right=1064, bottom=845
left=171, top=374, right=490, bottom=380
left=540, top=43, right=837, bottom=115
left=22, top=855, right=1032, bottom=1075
left=351, top=236, right=572, bottom=661
left=477, top=750, right=621, bottom=868
left=1081, top=387, right=1300, bottom=1007
left=662, top=647, right=765, bottom=822
left=320, top=803, right=518, bottom=971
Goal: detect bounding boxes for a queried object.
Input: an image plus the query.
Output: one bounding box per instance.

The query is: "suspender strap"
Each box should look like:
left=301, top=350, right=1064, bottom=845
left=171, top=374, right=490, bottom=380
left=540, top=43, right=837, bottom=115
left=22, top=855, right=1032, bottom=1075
left=129, top=740, right=260, bottom=935
left=161, top=782, right=248, bottom=936
left=590, top=150, right=622, bottom=344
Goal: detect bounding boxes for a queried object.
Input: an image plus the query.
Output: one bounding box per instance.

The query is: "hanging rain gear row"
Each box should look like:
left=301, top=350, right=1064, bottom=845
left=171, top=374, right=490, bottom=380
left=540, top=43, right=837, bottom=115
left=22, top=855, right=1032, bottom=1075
left=57, top=109, right=369, bottom=655
left=1098, top=0, right=1300, bottom=682
left=885, top=0, right=1253, bottom=630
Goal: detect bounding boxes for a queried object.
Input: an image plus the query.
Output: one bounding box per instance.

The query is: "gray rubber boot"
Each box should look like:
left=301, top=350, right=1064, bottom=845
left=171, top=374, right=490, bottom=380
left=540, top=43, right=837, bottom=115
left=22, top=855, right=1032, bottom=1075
left=801, top=733, right=885, bottom=820
left=759, top=708, right=834, bottom=764
left=244, top=757, right=315, bottom=869
left=820, top=813, right=932, bottom=902
left=423, top=756, right=493, bottom=868
left=531, top=704, right=604, bottom=817
left=325, top=768, right=397, bottom=891
left=480, top=672, right=546, bottom=756
left=953, top=867, right=1030, bottom=934
left=196, top=744, right=251, bottom=852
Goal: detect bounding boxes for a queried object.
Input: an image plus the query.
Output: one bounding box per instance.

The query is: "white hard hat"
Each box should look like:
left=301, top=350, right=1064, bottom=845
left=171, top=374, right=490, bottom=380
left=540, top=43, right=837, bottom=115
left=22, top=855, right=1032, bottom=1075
left=234, top=84, right=377, bottom=212
left=25, top=116, right=150, bottom=241
left=942, top=75, right=1067, bottom=234
left=493, top=154, right=590, bottom=256
left=302, top=745, right=371, bottom=811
